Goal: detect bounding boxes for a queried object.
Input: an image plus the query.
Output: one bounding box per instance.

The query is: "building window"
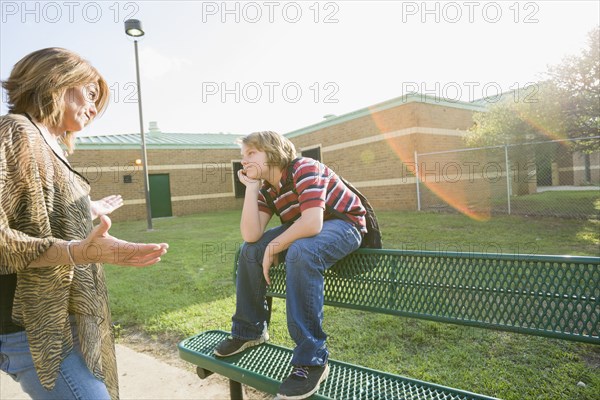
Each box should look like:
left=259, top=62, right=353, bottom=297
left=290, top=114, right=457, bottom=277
left=302, top=147, right=321, bottom=161
left=123, top=175, right=133, bottom=183
left=233, top=162, right=245, bottom=198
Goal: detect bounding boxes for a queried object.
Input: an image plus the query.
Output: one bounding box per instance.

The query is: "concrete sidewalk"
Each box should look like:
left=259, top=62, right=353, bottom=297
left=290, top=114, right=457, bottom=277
left=0, top=344, right=231, bottom=400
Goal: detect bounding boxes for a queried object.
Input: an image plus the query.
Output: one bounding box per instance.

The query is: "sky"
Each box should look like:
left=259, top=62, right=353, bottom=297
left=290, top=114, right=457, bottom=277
left=1, top=1, right=598, bottom=137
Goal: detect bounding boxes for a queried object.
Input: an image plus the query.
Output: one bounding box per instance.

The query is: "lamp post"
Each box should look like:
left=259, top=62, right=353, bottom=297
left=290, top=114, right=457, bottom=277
left=124, top=19, right=153, bottom=230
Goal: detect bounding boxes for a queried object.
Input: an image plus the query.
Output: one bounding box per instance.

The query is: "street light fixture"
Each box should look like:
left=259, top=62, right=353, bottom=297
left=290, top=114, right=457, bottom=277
left=124, top=19, right=153, bottom=231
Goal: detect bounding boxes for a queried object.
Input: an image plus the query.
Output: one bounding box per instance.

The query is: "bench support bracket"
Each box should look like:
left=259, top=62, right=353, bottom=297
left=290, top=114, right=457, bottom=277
left=196, top=367, right=214, bottom=379
left=229, top=379, right=243, bottom=400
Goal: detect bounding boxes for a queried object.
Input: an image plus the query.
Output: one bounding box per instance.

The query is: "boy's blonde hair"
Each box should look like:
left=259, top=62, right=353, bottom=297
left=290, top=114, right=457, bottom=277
left=2, top=47, right=109, bottom=154
left=240, top=131, right=297, bottom=169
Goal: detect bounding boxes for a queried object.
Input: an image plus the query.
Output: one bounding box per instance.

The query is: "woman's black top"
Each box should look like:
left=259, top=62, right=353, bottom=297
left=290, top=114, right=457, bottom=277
left=0, top=274, right=24, bottom=333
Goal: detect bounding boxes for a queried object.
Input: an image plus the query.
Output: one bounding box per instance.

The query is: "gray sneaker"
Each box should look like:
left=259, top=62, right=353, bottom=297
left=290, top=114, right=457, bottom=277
left=277, top=363, right=330, bottom=399
left=213, top=331, right=269, bottom=357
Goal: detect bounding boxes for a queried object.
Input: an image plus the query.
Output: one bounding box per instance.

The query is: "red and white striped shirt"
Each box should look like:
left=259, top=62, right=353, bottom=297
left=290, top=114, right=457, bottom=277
left=258, top=158, right=367, bottom=233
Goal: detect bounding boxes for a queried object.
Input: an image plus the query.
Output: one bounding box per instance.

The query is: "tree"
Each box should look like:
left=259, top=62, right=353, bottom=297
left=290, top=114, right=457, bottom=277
left=466, top=83, right=566, bottom=147
left=466, top=84, right=566, bottom=195
left=467, top=27, right=598, bottom=151
left=547, top=27, right=599, bottom=152
left=466, top=28, right=599, bottom=191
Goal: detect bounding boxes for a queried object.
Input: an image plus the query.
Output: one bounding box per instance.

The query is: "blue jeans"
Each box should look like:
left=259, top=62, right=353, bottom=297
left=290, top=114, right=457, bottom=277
left=232, top=219, right=362, bottom=367
left=0, top=321, right=110, bottom=400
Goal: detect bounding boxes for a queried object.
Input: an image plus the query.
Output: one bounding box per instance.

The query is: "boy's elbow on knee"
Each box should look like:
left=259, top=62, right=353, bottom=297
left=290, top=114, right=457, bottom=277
left=310, top=221, right=323, bottom=236
left=244, top=236, right=261, bottom=244
left=241, top=231, right=263, bottom=243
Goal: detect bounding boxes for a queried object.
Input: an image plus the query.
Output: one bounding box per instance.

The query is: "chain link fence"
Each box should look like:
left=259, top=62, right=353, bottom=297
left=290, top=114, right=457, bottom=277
left=415, top=137, right=600, bottom=219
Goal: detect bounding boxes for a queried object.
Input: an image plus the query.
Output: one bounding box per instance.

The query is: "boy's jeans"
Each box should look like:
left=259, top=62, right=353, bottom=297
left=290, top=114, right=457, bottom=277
left=232, top=218, right=362, bottom=367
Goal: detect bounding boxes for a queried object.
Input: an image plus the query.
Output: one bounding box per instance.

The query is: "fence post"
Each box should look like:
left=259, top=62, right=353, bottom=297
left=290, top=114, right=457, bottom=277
left=415, top=150, right=421, bottom=211
left=504, top=145, right=511, bottom=215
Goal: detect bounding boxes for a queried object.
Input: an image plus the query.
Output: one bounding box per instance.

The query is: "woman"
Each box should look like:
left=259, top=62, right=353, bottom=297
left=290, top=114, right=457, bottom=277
left=0, top=48, right=168, bottom=400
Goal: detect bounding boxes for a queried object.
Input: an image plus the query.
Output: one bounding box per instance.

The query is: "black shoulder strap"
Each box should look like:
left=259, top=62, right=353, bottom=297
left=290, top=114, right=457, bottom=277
left=259, top=158, right=301, bottom=218
left=285, top=157, right=302, bottom=188
left=260, top=187, right=279, bottom=217
left=287, top=158, right=356, bottom=227
left=324, top=176, right=361, bottom=230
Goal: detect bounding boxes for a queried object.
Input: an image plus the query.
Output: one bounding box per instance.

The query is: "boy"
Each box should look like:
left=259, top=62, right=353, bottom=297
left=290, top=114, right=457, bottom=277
left=215, top=131, right=366, bottom=399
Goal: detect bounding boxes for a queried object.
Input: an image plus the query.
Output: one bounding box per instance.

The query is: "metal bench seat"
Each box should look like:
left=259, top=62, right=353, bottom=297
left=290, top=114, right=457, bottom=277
left=178, top=329, right=497, bottom=400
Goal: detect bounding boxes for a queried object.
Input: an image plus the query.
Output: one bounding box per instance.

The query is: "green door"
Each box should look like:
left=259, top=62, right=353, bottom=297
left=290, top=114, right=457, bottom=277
left=149, top=174, right=172, bottom=218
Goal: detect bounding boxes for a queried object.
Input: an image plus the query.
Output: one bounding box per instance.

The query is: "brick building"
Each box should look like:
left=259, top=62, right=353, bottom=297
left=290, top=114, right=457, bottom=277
left=73, top=93, right=597, bottom=222
left=72, top=124, right=244, bottom=222
left=70, top=94, right=487, bottom=222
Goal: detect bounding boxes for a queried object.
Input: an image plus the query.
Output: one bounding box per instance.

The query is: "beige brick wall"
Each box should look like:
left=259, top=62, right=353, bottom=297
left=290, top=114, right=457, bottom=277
left=291, top=102, right=477, bottom=212
left=69, top=147, right=244, bottom=222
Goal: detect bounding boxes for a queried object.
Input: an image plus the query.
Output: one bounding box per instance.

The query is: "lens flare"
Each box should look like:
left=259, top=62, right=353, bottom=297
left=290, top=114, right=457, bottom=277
left=370, top=108, right=491, bottom=221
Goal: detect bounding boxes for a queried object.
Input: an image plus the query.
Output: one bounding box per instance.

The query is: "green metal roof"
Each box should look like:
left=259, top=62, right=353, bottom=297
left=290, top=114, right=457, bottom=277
left=285, top=93, right=487, bottom=138
left=76, top=92, right=489, bottom=147
left=471, top=89, right=518, bottom=106
left=75, top=131, right=243, bottom=150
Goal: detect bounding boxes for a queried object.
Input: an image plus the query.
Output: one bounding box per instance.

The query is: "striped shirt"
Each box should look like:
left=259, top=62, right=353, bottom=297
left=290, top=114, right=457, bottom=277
left=258, top=157, right=367, bottom=233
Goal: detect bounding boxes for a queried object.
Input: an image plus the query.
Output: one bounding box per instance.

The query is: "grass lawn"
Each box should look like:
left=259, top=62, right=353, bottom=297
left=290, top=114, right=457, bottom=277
left=106, top=210, right=599, bottom=400
left=493, top=189, right=600, bottom=218
left=517, top=190, right=599, bottom=211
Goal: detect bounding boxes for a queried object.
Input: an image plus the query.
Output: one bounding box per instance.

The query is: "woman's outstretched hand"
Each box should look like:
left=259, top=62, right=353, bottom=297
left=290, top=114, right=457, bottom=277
left=77, top=215, right=168, bottom=267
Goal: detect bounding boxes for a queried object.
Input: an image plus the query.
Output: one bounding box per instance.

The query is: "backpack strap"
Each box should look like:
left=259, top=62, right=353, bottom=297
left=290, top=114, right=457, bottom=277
left=259, top=157, right=301, bottom=220
left=263, top=157, right=381, bottom=248
left=260, top=187, right=280, bottom=217
left=290, top=158, right=363, bottom=232
left=324, top=176, right=363, bottom=232
left=285, top=157, right=302, bottom=187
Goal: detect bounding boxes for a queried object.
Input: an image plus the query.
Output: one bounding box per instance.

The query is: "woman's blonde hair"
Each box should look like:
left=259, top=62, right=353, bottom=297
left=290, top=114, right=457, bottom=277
left=240, top=131, right=297, bottom=169
left=2, top=47, right=109, bottom=154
